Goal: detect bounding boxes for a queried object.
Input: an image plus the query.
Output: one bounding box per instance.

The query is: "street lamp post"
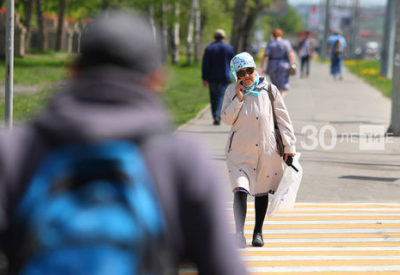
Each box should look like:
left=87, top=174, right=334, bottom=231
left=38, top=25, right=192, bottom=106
left=321, top=0, right=331, bottom=60
left=389, top=0, right=400, bottom=135
left=5, top=0, right=14, bottom=129
left=380, top=0, right=397, bottom=79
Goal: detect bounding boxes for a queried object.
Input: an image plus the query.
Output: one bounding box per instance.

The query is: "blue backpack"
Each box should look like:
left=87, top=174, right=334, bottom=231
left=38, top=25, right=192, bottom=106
left=13, top=140, right=170, bottom=275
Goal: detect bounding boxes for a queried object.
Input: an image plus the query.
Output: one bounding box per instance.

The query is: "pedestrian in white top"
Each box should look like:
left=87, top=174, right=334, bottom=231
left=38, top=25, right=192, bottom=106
left=221, top=52, right=296, bottom=248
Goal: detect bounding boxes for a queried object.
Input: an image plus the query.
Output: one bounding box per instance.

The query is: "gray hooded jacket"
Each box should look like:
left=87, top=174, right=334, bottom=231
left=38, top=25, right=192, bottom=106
left=0, top=66, right=247, bottom=275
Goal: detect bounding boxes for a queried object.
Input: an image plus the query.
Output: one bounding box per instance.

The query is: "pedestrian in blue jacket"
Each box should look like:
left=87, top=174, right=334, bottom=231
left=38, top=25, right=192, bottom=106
left=202, top=29, right=235, bottom=125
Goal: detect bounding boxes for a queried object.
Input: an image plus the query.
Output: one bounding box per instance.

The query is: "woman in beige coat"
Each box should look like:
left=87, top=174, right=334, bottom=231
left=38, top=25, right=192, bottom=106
left=221, top=52, right=296, bottom=248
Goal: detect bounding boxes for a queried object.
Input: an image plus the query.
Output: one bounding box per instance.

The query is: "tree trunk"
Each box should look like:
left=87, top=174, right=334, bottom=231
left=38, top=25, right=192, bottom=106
left=56, top=0, right=67, bottom=51
left=0, top=0, right=4, bottom=8
left=161, top=2, right=169, bottom=61
left=171, top=2, right=180, bottom=65
left=36, top=0, right=47, bottom=50
left=231, top=0, right=247, bottom=53
left=102, top=0, right=110, bottom=10
left=24, top=0, right=34, bottom=50
left=199, top=9, right=206, bottom=60
left=240, top=0, right=261, bottom=53
left=193, top=0, right=201, bottom=63
left=186, top=0, right=196, bottom=64
left=231, top=0, right=263, bottom=53
left=148, top=3, right=156, bottom=39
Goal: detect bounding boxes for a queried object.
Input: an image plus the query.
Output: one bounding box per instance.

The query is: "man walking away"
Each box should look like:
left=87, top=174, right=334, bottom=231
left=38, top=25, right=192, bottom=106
left=202, top=29, right=235, bottom=125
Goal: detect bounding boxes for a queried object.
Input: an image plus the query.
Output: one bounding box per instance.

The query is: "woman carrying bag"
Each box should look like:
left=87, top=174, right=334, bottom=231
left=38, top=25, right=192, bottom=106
left=260, top=28, right=296, bottom=99
left=221, top=52, right=296, bottom=248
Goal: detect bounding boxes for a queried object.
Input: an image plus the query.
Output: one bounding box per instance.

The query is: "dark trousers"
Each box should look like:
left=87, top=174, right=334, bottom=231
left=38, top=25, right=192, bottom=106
left=209, top=82, right=229, bottom=120
left=300, top=55, right=310, bottom=77
left=330, top=57, right=342, bottom=76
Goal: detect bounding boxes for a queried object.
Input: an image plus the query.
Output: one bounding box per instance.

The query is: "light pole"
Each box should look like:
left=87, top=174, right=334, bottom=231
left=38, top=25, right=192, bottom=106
left=321, top=0, right=331, bottom=60
left=380, top=0, right=397, bottom=78
left=388, top=0, right=400, bottom=135
left=5, top=0, right=14, bottom=129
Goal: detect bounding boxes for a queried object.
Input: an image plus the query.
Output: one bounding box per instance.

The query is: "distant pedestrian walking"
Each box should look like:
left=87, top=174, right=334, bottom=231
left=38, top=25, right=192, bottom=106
left=260, top=28, right=296, bottom=99
left=222, top=52, right=296, bottom=248
left=298, top=31, right=313, bottom=78
left=202, top=29, right=235, bottom=125
left=327, top=31, right=347, bottom=80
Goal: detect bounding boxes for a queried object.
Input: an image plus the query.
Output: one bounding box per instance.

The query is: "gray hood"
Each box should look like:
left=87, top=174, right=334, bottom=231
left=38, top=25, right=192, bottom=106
left=33, top=67, right=171, bottom=143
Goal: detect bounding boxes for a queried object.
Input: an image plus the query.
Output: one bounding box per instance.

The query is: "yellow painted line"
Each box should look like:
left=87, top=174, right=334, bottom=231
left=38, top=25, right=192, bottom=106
left=242, top=250, right=400, bottom=256
left=252, top=242, right=400, bottom=247
left=243, top=216, right=400, bottom=221
left=293, top=205, right=400, bottom=209
left=182, top=273, right=400, bottom=275
left=246, top=259, right=400, bottom=267
left=231, top=210, right=400, bottom=214
left=244, top=233, right=400, bottom=239
left=180, top=270, right=400, bottom=275
left=250, top=272, right=400, bottom=275
left=242, top=224, right=400, bottom=229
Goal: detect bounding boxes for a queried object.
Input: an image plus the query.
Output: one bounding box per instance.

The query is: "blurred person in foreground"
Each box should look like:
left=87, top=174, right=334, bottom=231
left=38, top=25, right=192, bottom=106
left=260, top=28, right=296, bottom=99
left=0, top=11, right=247, bottom=275
left=327, top=31, right=347, bottom=80
left=222, top=52, right=296, bottom=248
left=202, top=29, right=235, bottom=125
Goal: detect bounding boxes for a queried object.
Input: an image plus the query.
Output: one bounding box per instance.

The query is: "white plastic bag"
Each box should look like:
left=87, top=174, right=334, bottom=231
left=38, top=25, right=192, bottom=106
left=267, top=153, right=303, bottom=217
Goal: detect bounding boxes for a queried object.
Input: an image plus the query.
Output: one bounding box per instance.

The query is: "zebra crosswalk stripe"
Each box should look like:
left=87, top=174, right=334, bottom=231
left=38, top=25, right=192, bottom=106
left=179, top=203, right=400, bottom=274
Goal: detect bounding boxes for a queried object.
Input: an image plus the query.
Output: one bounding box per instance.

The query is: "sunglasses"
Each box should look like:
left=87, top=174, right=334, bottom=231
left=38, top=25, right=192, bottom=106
left=236, top=67, right=255, bottom=78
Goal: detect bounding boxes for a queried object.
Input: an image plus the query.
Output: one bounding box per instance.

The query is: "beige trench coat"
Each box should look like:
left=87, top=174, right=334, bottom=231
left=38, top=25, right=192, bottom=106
left=221, top=78, right=296, bottom=196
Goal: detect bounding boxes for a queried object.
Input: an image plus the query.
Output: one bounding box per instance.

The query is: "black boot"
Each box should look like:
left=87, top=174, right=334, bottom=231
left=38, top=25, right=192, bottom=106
left=252, top=232, right=264, bottom=247
left=235, top=232, right=246, bottom=248
left=233, top=191, right=247, bottom=248
left=252, top=195, right=268, bottom=247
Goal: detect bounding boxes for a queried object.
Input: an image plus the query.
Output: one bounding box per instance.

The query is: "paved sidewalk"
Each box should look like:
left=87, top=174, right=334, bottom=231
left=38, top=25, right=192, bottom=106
left=176, top=61, right=400, bottom=202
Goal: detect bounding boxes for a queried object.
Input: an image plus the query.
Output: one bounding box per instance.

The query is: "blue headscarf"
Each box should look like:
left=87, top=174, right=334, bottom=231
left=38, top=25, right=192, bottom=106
left=230, top=52, right=260, bottom=97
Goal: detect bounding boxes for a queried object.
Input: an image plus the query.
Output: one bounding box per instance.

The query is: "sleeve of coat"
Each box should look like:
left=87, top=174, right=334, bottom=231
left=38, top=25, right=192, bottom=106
left=271, top=85, right=297, bottom=154
left=0, top=144, right=7, bottom=252
left=201, top=47, right=209, bottom=81
left=221, top=84, right=243, bottom=125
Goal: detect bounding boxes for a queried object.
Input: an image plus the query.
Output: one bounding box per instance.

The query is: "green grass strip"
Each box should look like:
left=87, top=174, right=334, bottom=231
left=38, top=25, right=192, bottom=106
left=162, top=62, right=210, bottom=127
left=0, top=87, right=54, bottom=123
left=0, top=58, right=210, bottom=127
left=344, top=60, right=392, bottom=98
left=0, top=55, right=71, bottom=85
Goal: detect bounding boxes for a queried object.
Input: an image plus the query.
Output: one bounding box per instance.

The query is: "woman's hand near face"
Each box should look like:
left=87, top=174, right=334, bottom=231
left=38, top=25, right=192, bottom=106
left=235, top=79, right=245, bottom=102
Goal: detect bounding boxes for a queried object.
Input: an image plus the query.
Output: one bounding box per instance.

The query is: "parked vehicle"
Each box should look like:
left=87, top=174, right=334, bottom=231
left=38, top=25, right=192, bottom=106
left=363, top=41, right=380, bottom=59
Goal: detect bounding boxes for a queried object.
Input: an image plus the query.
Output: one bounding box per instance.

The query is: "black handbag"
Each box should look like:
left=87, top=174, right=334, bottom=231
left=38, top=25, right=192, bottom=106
left=267, top=84, right=285, bottom=157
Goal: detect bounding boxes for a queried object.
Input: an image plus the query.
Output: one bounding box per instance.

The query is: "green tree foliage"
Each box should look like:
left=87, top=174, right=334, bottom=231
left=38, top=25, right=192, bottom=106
left=201, top=0, right=233, bottom=45
left=275, top=6, right=303, bottom=35
left=258, top=5, right=303, bottom=41
left=11, top=0, right=300, bottom=64
left=230, top=0, right=273, bottom=53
